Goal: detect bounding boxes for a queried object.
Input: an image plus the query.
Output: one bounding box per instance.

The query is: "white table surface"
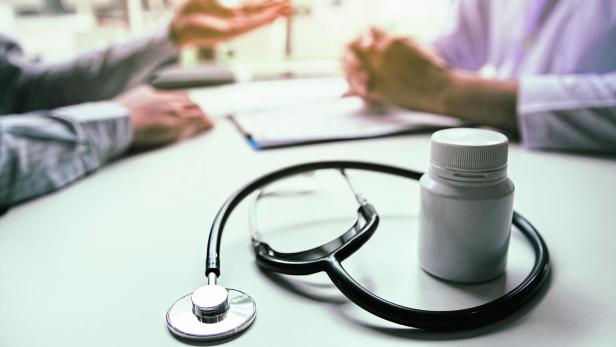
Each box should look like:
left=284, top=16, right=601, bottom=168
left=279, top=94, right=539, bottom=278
left=1, top=78, right=615, bottom=347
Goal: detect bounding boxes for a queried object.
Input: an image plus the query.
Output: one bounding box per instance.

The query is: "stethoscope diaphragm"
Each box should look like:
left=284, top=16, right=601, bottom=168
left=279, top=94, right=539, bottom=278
left=166, top=287, right=256, bottom=342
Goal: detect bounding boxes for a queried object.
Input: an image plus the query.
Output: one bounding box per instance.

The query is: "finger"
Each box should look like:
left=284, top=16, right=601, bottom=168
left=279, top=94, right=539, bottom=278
left=355, top=28, right=388, bottom=58
left=344, top=67, right=370, bottom=96
left=231, top=4, right=289, bottom=32
left=190, top=0, right=236, bottom=16
left=241, top=0, right=290, bottom=13
left=369, top=26, right=387, bottom=42
left=178, top=102, right=214, bottom=128
left=138, top=117, right=183, bottom=147
left=178, top=12, right=265, bottom=38
left=343, top=52, right=362, bottom=80
left=362, top=98, right=388, bottom=111
left=360, top=30, right=389, bottom=58
left=343, top=48, right=366, bottom=73
left=181, top=102, right=203, bottom=112
left=358, top=33, right=374, bottom=52
left=235, top=14, right=280, bottom=34
left=180, top=3, right=286, bottom=41
left=343, top=51, right=370, bottom=80
left=186, top=109, right=214, bottom=129
left=279, top=3, right=294, bottom=17
left=151, top=89, right=190, bottom=102
left=349, top=33, right=374, bottom=58
left=192, top=113, right=214, bottom=131
left=349, top=39, right=375, bottom=76
left=348, top=71, right=371, bottom=97
left=179, top=114, right=214, bottom=139
left=161, top=99, right=192, bottom=117
left=345, top=42, right=378, bottom=96
left=182, top=14, right=230, bottom=34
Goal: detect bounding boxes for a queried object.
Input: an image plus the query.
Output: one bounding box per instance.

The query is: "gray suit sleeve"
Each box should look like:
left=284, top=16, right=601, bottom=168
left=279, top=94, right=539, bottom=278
left=0, top=30, right=174, bottom=207
left=0, top=102, right=132, bottom=207
left=0, top=29, right=178, bottom=114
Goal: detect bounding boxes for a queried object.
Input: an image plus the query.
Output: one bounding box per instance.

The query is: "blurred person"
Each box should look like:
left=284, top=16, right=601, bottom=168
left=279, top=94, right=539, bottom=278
left=344, top=0, right=616, bottom=153
left=0, top=0, right=292, bottom=207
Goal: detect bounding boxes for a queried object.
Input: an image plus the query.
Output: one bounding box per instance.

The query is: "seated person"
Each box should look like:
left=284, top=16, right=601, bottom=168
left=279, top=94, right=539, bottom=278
left=0, top=0, right=291, bottom=207
left=344, top=0, right=616, bottom=154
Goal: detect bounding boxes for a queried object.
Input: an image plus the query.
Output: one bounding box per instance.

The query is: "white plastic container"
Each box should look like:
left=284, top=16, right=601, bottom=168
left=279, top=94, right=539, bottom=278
left=418, top=128, right=514, bottom=283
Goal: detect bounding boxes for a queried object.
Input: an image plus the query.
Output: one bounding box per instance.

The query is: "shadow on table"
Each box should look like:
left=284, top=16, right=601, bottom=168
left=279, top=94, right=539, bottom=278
left=168, top=331, right=244, bottom=346
left=258, top=261, right=553, bottom=341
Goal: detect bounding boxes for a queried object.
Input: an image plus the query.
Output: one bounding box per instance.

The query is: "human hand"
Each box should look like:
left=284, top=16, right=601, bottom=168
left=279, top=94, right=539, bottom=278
left=169, top=0, right=293, bottom=48
left=114, top=85, right=213, bottom=150
left=345, top=28, right=519, bottom=132
left=343, top=27, right=452, bottom=114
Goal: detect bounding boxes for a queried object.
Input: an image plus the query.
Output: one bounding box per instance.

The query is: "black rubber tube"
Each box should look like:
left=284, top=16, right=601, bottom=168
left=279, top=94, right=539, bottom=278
left=204, top=160, right=550, bottom=330
left=323, top=211, right=550, bottom=330
left=206, top=161, right=421, bottom=276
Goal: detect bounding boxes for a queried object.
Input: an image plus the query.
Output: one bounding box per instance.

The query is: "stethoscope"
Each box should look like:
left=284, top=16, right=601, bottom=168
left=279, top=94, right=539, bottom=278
left=166, top=161, right=551, bottom=342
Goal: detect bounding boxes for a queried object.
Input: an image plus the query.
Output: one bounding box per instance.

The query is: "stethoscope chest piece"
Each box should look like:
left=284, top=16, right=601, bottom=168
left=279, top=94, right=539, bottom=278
left=166, top=285, right=256, bottom=342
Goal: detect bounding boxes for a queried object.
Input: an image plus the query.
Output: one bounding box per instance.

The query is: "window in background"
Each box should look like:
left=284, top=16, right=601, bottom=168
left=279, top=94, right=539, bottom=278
left=0, top=0, right=449, bottom=76
left=217, top=0, right=450, bottom=77
left=0, top=0, right=174, bottom=62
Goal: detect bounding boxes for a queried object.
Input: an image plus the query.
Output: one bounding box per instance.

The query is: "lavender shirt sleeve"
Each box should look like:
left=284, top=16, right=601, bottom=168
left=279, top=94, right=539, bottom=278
left=518, top=73, right=616, bottom=153
left=431, top=0, right=490, bottom=71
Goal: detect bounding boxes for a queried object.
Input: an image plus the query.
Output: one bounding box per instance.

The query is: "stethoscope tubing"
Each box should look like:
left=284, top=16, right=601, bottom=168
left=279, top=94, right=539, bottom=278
left=205, top=160, right=550, bottom=330
left=323, top=211, right=550, bottom=330
left=206, top=161, right=422, bottom=276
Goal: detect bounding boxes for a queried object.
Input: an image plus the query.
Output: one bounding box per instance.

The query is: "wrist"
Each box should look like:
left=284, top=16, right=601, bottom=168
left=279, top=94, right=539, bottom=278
left=439, top=69, right=474, bottom=116
left=440, top=70, right=519, bottom=132
left=432, top=68, right=459, bottom=115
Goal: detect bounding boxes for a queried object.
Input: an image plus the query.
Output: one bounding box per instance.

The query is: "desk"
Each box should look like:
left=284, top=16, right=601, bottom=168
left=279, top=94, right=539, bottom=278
left=1, top=79, right=615, bottom=347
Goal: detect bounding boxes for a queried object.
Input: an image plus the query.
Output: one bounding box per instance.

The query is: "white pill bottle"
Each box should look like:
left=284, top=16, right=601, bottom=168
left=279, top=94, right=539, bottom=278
left=418, top=128, right=514, bottom=283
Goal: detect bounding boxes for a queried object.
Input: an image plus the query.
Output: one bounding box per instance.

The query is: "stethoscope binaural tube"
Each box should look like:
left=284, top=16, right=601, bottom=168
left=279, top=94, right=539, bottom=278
left=204, top=161, right=551, bottom=331
left=205, top=161, right=421, bottom=276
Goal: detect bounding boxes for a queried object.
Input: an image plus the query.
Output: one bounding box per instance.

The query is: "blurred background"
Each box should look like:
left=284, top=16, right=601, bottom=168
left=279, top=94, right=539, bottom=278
left=0, top=0, right=450, bottom=78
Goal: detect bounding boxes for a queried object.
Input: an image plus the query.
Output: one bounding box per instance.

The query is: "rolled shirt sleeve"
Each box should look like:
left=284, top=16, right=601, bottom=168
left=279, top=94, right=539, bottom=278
left=0, top=101, right=132, bottom=206
left=0, top=26, right=178, bottom=207
left=518, top=73, right=616, bottom=153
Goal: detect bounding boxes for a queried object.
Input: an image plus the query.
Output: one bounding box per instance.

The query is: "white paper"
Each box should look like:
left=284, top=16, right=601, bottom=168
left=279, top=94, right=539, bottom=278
left=232, top=96, right=463, bottom=148
left=190, top=77, right=349, bottom=118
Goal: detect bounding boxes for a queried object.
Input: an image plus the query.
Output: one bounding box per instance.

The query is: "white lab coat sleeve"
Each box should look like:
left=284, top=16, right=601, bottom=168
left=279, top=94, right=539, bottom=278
left=518, top=73, right=616, bottom=153
left=431, top=0, right=490, bottom=71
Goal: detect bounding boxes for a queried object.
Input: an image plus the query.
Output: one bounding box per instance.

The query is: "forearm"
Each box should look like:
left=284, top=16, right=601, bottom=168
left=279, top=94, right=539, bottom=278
left=439, top=70, right=518, bottom=134
left=7, top=29, right=178, bottom=113
left=0, top=102, right=132, bottom=207
left=439, top=70, right=616, bottom=153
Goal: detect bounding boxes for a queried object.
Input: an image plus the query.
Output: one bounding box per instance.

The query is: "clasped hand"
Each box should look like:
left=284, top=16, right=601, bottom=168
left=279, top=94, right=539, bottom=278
left=344, top=27, right=452, bottom=114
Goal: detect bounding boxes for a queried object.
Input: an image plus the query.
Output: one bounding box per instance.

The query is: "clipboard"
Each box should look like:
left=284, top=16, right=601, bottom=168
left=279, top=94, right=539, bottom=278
left=229, top=97, right=464, bottom=150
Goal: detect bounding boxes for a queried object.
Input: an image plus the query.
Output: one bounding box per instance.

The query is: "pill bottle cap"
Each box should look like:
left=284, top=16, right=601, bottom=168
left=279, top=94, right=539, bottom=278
left=430, top=128, right=509, bottom=174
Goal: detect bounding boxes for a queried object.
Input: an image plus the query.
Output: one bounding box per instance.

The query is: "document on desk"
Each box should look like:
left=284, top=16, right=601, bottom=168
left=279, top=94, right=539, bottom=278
left=230, top=96, right=464, bottom=149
